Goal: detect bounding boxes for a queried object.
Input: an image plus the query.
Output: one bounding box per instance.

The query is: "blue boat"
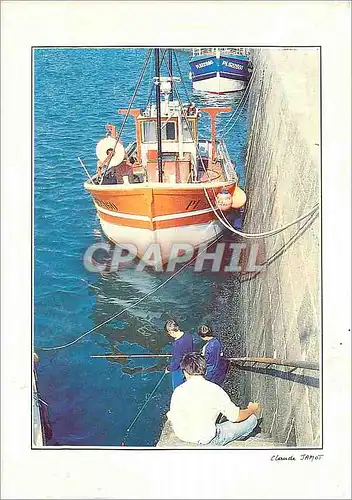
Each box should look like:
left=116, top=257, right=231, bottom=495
left=189, top=48, right=252, bottom=94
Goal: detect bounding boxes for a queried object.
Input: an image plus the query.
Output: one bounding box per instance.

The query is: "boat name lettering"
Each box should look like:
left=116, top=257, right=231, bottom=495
left=195, top=60, right=214, bottom=69
left=93, top=197, right=118, bottom=211
left=186, top=200, right=201, bottom=211
left=222, top=60, right=244, bottom=71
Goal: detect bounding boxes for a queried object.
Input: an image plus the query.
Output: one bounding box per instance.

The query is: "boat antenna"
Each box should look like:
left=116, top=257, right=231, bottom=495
left=154, top=48, right=163, bottom=183
left=168, top=49, right=173, bottom=101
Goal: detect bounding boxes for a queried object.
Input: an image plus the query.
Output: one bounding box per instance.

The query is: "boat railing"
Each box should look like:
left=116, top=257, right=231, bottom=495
left=125, top=141, right=137, bottom=155
left=217, top=139, right=237, bottom=182
left=192, top=47, right=250, bottom=58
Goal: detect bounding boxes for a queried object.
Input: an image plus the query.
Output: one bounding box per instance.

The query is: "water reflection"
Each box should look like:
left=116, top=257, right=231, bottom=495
left=88, top=230, right=244, bottom=379
left=192, top=89, right=246, bottom=108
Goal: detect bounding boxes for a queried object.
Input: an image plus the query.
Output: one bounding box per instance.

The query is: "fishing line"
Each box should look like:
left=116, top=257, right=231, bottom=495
left=36, top=234, right=224, bottom=352
left=121, top=371, right=167, bottom=445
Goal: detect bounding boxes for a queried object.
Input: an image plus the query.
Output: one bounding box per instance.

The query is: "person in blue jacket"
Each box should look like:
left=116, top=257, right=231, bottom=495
left=198, top=324, right=229, bottom=386
left=165, top=319, right=193, bottom=390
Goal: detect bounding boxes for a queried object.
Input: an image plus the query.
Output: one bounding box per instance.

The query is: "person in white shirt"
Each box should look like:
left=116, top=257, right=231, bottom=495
left=167, top=353, right=259, bottom=445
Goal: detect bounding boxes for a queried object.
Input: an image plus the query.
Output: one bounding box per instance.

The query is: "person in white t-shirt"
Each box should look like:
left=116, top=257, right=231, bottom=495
left=167, top=353, right=259, bottom=445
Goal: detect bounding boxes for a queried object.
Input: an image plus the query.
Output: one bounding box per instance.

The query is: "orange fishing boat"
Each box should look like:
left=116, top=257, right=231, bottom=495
left=84, top=49, right=246, bottom=263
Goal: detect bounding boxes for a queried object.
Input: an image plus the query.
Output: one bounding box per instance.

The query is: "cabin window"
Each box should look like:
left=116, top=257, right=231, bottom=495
left=161, top=121, right=176, bottom=141
left=142, top=121, right=156, bottom=143
left=162, top=152, right=177, bottom=161
left=182, top=119, right=195, bottom=142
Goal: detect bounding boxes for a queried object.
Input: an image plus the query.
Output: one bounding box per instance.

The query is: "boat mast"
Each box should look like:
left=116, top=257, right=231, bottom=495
left=154, top=48, right=163, bottom=183
left=168, top=49, right=173, bottom=101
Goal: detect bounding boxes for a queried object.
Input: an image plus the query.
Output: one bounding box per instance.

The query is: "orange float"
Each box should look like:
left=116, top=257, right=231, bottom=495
left=232, top=186, right=247, bottom=208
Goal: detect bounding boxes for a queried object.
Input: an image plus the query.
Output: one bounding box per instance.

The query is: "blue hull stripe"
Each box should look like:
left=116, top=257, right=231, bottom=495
left=192, top=73, right=250, bottom=83
left=219, top=72, right=250, bottom=81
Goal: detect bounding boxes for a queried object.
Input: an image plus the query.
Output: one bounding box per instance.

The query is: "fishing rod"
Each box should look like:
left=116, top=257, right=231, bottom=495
left=78, top=156, right=94, bottom=183
left=92, top=354, right=171, bottom=359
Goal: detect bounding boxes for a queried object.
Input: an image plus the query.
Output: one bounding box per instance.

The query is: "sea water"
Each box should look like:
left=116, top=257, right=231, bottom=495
left=34, top=48, right=249, bottom=446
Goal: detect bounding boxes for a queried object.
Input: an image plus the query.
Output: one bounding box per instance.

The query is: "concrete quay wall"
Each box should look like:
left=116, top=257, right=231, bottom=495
left=240, top=48, right=321, bottom=447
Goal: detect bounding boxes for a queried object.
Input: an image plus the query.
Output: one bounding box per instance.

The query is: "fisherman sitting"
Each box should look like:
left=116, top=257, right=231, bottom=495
left=114, top=161, right=134, bottom=184
left=167, top=353, right=259, bottom=446
left=198, top=324, right=229, bottom=386
left=164, top=319, right=193, bottom=390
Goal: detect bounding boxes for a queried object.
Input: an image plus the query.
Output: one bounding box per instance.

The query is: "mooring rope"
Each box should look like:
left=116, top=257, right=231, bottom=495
left=219, top=82, right=251, bottom=139
left=36, top=234, right=224, bottom=352
left=172, top=57, right=320, bottom=241
left=122, top=371, right=167, bottom=444
left=165, top=56, right=316, bottom=240
left=203, top=185, right=320, bottom=238
left=219, top=65, right=258, bottom=138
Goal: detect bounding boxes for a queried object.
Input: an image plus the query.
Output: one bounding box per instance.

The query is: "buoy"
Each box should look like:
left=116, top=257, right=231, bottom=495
left=216, top=189, right=232, bottom=211
left=232, top=186, right=247, bottom=209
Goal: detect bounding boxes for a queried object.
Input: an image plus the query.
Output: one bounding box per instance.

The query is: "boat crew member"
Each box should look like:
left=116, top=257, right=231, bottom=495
left=114, top=161, right=134, bottom=184
left=187, top=102, right=196, bottom=115
left=96, top=148, right=114, bottom=181
left=164, top=319, right=193, bottom=390
left=167, top=353, right=259, bottom=446
left=198, top=324, right=229, bottom=386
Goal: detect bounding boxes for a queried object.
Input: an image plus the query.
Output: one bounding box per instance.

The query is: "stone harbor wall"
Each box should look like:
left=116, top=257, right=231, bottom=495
left=239, top=48, right=320, bottom=446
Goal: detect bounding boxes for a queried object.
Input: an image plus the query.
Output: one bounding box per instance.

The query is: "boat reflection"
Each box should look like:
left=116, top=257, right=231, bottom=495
left=191, top=89, right=245, bottom=108
left=87, top=228, right=246, bottom=377
left=88, top=269, right=191, bottom=375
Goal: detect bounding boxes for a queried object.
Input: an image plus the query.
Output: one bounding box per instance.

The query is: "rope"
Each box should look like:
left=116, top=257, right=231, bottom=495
left=145, top=49, right=168, bottom=108
left=163, top=57, right=220, bottom=183
left=244, top=71, right=264, bottom=176
left=219, top=65, right=258, bottom=138
left=123, top=371, right=167, bottom=441
left=219, top=68, right=257, bottom=138
left=163, top=56, right=320, bottom=241
left=203, top=185, right=319, bottom=238
left=163, top=56, right=244, bottom=230
left=100, top=49, right=153, bottom=184
left=173, top=51, right=192, bottom=104
left=36, top=234, right=224, bottom=351
left=145, top=52, right=155, bottom=108
left=238, top=209, right=318, bottom=283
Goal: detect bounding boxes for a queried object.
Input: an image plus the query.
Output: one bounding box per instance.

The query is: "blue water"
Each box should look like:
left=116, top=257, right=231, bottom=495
left=34, top=48, right=249, bottom=446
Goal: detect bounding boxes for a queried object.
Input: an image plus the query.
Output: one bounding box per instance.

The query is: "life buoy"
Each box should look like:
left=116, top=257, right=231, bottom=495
left=216, top=188, right=232, bottom=211
left=96, top=137, right=125, bottom=167
left=232, top=186, right=247, bottom=208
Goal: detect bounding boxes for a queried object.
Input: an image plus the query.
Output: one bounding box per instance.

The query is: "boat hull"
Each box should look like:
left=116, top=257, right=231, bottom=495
left=189, top=53, right=251, bottom=94
left=85, top=182, right=237, bottom=262
left=193, top=74, right=247, bottom=93
left=99, top=217, right=225, bottom=263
